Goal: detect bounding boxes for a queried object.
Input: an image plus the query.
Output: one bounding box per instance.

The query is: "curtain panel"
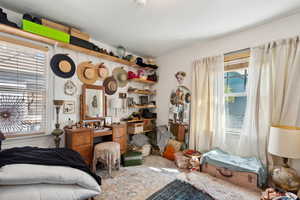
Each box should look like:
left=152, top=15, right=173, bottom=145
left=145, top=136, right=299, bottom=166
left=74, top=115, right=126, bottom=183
left=238, top=36, right=300, bottom=164
left=190, top=55, right=225, bottom=152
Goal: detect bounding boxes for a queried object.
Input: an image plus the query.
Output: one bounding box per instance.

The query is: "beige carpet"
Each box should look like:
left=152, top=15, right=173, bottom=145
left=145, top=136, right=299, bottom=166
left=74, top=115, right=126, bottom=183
left=95, top=156, right=260, bottom=200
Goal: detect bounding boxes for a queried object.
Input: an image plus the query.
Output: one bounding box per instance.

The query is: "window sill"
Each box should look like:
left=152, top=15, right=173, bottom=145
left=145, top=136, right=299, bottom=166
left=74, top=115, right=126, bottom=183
left=4, top=133, right=52, bottom=141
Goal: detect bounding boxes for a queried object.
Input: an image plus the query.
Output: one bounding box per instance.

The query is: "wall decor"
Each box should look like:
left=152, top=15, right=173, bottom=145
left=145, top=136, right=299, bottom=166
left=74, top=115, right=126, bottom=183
left=96, top=62, right=109, bottom=80
left=50, top=54, right=76, bottom=78
left=81, top=84, right=105, bottom=120
left=105, top=116, right=112, bottom=126
left=77, top=61, right=97, bottom=84
left=112, top=67, right=128, bottom=88
left=64, top=80, right=77, bottom=96
left=103, top=76, right=118, bottom=95
left=63, top=100, right=75, bottom=114
left=175, top=71, right=186, bottom=85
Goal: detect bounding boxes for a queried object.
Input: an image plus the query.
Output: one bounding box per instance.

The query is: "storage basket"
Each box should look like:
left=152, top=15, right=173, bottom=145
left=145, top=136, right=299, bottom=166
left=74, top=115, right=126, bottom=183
left=128, top=122, right=144, bottom=134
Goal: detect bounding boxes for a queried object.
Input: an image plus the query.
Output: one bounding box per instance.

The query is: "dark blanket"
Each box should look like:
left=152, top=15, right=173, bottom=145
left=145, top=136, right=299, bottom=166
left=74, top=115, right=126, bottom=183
left=0, top=146, right=101, bottom=185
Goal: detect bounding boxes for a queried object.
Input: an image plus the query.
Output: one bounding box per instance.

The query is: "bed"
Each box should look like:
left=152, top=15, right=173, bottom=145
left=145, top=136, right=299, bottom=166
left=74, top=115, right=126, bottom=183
left=0, top=147, right=101, bottom=200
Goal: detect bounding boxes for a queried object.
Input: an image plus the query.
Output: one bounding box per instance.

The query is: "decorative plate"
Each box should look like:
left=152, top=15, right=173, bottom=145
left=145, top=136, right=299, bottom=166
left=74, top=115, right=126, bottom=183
left=64, top=80, right=77, bottom=96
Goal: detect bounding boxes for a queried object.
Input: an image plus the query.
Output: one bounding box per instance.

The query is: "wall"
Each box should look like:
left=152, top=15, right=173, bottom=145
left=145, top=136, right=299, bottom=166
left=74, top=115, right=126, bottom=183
left=1, top=7, right=146, bottom=149
left=156, top=11, right=300, bottom=172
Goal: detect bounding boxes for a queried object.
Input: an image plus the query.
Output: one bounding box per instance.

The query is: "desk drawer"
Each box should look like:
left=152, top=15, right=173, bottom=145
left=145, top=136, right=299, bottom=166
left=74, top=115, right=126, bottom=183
left=73, top=145, right=92, bottom=164
left=72, top=132, right=92, bottom=146
left=113, top=125, right=126, bottom=138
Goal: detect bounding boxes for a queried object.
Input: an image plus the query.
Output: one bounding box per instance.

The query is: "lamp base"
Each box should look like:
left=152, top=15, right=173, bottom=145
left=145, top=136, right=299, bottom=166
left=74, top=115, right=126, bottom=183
left=271, top=165, right=300, bottom=192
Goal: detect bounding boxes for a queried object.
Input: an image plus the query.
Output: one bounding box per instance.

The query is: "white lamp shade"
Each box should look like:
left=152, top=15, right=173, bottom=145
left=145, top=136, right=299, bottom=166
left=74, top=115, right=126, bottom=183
left=268, top=126, right=300, bottom=159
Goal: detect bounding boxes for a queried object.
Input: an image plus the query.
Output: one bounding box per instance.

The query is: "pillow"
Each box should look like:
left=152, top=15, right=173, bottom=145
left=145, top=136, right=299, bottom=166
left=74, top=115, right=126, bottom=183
left=167, top=139, right=182, bottom=152
left=163, top=144, right=175, bottom=161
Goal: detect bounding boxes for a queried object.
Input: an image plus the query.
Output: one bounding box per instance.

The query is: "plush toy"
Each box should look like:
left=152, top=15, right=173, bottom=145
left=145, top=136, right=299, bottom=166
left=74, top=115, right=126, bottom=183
left=189, top=156, right=200, bottom=171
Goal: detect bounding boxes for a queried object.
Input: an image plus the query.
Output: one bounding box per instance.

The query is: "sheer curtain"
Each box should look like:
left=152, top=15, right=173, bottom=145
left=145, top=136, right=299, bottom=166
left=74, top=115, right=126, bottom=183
left=190, top=55, right=226, bottom=152
left=238, top=36, right=300, bottom=163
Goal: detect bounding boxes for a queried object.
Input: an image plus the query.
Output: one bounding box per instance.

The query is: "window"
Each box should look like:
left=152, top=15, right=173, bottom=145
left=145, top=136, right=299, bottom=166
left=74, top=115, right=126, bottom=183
left=0, top=42, right=47, bottom=137
left=224, top=51, right=249, bottom=135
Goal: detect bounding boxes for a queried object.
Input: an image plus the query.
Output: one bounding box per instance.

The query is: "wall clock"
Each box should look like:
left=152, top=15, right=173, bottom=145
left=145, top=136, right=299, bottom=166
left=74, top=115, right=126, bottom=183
left=64, top=80, right=77, bottom=96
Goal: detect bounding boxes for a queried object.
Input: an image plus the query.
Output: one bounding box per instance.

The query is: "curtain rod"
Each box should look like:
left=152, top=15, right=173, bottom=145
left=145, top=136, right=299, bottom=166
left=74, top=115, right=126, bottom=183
left=224, top=48, right=250, bottom=56
left=224, top=48, right=250, bottom=62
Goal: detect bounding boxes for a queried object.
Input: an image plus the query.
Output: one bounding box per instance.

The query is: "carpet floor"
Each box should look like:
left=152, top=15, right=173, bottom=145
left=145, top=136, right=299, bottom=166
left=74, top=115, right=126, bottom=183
left=95, top=156, right=260, bottom=200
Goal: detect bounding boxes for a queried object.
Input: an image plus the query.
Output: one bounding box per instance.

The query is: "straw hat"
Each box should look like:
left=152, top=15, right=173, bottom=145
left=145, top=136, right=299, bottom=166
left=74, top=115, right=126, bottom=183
left=50, top=54, right=76, bottom=78
left=103, top=76, right=118, bottom=95
left=112, top=67, right=128, bottom=88
left=77, top=61, right=97, bottom=84
left=96, top=63, right=109, bottom=80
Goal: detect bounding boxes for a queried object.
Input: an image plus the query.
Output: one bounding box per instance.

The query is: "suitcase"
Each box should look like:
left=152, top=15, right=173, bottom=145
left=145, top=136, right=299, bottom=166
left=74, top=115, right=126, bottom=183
left=201, top=163, right=259, bottom=191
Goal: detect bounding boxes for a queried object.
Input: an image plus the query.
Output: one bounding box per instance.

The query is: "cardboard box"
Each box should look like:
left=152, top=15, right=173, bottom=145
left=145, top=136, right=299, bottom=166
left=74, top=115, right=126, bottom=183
left=70, top=28, right=90, bottom=41
left=41, top=18, right=70, bottom=33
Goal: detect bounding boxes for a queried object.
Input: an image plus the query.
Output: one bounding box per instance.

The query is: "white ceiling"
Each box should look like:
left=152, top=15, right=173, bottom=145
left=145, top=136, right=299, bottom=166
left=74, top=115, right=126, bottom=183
left=1, top=0, right=300, bottom=57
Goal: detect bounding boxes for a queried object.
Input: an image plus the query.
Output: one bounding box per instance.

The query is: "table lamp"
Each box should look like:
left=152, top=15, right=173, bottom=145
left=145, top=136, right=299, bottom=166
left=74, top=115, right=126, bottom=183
left=51, top=100, right=64, bottom=148
left=268, top=125, right=300, bottom=191
left=0, top=131, right=5, bottom=151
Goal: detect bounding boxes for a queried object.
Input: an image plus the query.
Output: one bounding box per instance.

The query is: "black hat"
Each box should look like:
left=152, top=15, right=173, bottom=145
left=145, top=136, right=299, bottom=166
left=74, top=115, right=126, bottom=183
left=50, top=54, right=76, bottom=78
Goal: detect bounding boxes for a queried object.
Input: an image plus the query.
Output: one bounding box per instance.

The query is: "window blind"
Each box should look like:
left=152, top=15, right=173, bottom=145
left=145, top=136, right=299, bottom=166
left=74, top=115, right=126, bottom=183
left=0, top=42, right=47, bottom=137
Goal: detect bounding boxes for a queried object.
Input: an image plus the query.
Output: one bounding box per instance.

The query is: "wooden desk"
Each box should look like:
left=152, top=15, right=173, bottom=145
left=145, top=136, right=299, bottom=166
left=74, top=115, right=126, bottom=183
left=65, top=123, right=127, bottom=165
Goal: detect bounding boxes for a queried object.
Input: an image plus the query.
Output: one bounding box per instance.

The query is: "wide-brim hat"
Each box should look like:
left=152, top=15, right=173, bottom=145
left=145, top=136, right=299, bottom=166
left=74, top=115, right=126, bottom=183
left=77, top=61, right=97, bottom=84
left=103, top=76, right=118, bottom=95
left=185, top=93, right=191, bottom=103
left=112, top=67, right=128, bottom=88
left=96, top=63, right=109, bottom=80
left=50, top=54, right=76, bottom=78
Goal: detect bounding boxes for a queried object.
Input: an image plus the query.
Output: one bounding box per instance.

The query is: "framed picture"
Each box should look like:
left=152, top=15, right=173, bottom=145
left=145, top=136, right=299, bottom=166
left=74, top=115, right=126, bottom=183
left=105, top=116, right=112, bottom=126
left=63, top=101, right=75, bottom=114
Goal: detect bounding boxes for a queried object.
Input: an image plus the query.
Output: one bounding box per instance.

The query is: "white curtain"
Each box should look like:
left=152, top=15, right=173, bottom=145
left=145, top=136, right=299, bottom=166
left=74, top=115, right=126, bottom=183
left=238, top=36, right=300, bottom=163
left=190, top=55, right=226, bottom=152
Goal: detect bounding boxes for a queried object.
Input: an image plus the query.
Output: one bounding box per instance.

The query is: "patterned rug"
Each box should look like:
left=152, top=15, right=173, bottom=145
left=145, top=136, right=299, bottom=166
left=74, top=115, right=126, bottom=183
left=95, top=156, right=260, bottom=200
left=146, top=179, right=215, bottom=200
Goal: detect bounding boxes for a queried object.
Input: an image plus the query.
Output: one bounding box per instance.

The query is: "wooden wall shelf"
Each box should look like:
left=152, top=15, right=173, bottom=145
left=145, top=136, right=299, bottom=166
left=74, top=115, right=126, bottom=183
left=125, top=118, right=156, bottom=123
left=0, top=24, right=156, bottom=71
left=129, top=105, right=156, bottom=109
left=128, top=90, right=156, bottom=95
left=129, top=78, right=157, bottom=85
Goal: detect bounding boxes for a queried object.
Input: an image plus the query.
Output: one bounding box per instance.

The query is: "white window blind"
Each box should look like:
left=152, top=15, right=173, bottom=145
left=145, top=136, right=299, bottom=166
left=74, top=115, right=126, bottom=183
left=0, top=42, right=47, bottom=137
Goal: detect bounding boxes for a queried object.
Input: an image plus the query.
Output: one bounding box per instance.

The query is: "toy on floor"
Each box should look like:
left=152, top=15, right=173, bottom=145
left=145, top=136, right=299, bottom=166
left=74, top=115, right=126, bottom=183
left=260, top=188, right=299, bottom=200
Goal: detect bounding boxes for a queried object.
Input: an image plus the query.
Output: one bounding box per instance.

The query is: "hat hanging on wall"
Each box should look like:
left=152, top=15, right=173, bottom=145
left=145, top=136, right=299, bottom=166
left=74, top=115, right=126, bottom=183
left=185, top=93, right=191, bottom=103
left=103, top=76, right=118, bottom=95
left=112, top=67, right=128, bottom=88
left=77, top=61, right=97, bottom=84
left=50, top=54, right=76, bottom=78
left=96, top=63, right=109, bottom=80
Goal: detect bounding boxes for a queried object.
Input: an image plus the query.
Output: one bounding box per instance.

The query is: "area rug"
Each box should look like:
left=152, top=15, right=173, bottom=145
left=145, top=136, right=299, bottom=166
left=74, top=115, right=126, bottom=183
left=95, top=156, right=260, bottom=200
left=146, top=179, right=215, bottom=200
left=95, top=156, right=180, bottom=200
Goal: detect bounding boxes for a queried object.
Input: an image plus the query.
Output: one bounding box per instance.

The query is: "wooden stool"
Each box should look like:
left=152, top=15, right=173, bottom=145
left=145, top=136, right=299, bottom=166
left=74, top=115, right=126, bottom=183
left=93, top=142, right=120, bottom=176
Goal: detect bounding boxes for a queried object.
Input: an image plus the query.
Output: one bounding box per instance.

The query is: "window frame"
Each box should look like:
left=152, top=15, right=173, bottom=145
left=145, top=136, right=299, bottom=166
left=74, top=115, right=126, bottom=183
left=224, top=49, right=250, bottom=136
left=0, top=40, right=52, bottom=139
